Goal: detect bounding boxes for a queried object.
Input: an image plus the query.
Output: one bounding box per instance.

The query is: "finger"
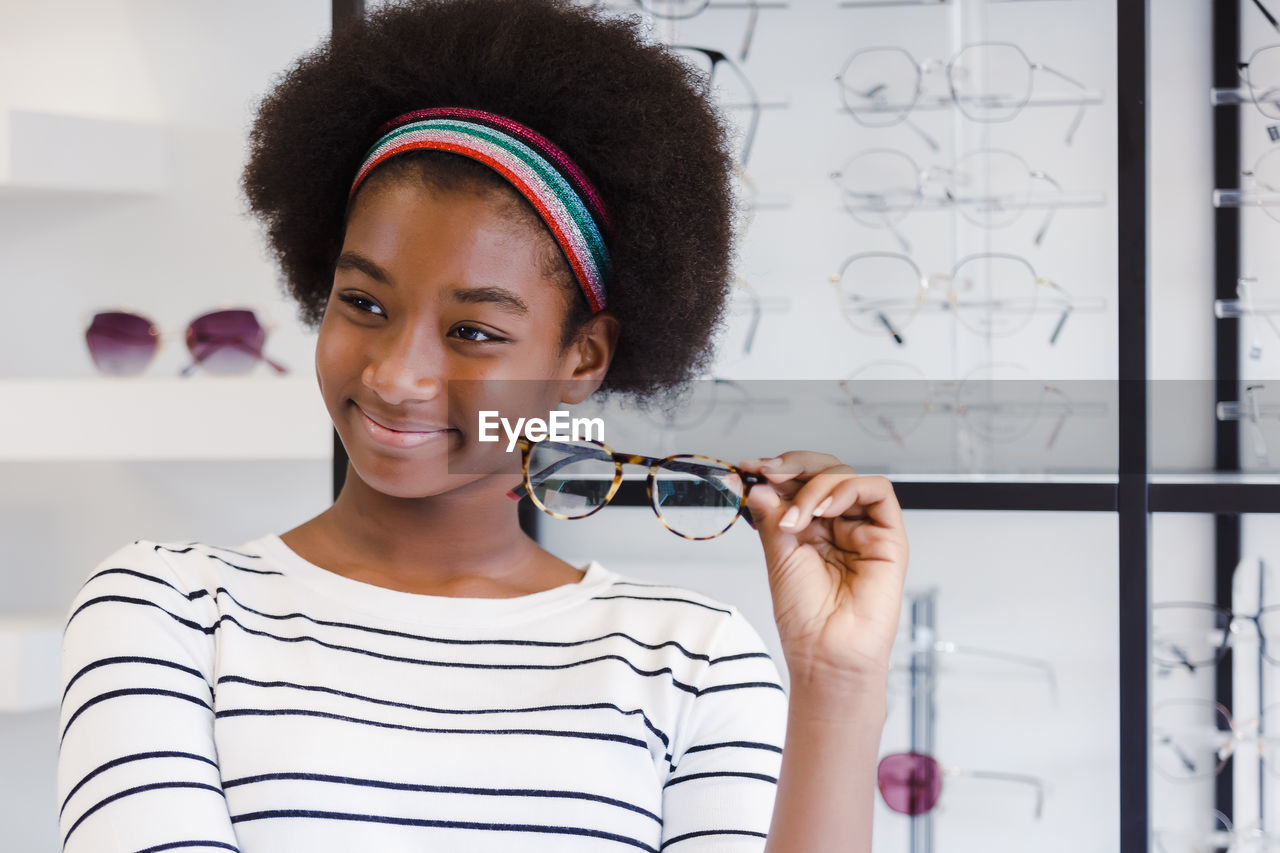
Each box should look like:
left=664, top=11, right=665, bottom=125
left=776, top=467, right=861, bottom=531
left=823, top=475, right=905, bottom=531
left=744, top=478, right=799, bottom=570
left=738, top=451, right=850, bottom=501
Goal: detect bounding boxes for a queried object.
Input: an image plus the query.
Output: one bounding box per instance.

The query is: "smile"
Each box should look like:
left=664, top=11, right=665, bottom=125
left=356, top=405, right=453, bottom=449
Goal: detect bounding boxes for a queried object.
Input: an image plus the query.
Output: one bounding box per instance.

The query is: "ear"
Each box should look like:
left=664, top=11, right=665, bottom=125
left=560, top=311, right=620, bottom=406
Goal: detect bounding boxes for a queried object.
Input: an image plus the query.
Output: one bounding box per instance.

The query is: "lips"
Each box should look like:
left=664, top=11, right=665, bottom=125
left=357, top=404, right=452, bottom=434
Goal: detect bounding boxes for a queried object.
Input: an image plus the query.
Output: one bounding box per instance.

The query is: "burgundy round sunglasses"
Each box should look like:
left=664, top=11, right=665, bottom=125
left=84, top=308, right=289, bottom=377
left=877, top=751, right=1045, bottom=818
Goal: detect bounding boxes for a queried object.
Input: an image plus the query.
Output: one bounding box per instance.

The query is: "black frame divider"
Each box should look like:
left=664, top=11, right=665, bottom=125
left=1212, top=0, right=1243, bottom=824
left=1116, top=1, right=1151, bottom=851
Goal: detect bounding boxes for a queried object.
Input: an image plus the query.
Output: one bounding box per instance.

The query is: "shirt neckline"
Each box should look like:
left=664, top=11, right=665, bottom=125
left=245, top=532, right=611, bottom=627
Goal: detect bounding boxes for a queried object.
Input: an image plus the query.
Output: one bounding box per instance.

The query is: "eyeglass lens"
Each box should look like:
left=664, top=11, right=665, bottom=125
left=840, top=48, right=920, bottom=126
left=652, top=458, right=746, bottom=539
left=949, top=254, right=1040, bottom=338
left=948, top=44, right=1033, bottom=122
left=1152, top=605, right=1233, bottom=669
left=1152, top=700, right=1234, bottom=781
left=1245, top=45, right=1280, bottom=119
left=878, top=752, right=944, bottom=816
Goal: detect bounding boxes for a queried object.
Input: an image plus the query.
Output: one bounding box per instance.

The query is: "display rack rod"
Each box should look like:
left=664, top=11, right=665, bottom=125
left=908, top=590, right=938, bottom=853
left=1212, top=0, right=1242, bottom=828
left=1116, top=0, right=1150, bottom=851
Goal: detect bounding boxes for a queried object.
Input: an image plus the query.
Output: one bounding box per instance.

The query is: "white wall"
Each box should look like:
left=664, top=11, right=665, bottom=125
left=0, top=2, right=331, bottom=850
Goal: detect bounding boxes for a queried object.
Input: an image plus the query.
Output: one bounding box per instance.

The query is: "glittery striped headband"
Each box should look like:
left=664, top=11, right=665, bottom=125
left=349, top=107, right=613, bottom=313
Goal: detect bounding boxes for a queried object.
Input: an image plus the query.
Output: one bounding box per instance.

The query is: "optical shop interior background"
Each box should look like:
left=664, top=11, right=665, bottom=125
left=2, top=0, right=1278, bottom=851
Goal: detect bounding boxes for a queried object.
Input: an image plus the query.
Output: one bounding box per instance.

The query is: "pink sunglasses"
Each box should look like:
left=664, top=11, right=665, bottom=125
left=84, top=308, right=289, bottom=377
left=877, top=751, right=1044, bottom=818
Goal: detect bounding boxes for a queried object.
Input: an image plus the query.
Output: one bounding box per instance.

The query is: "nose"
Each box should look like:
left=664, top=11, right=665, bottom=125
left=361, top=322, right=444, bottom=405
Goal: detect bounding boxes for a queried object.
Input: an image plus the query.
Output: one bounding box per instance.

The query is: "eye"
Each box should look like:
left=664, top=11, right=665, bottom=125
left=451, top=324, right=506, bottom=343
left=337, top=292, right=384, bottom=317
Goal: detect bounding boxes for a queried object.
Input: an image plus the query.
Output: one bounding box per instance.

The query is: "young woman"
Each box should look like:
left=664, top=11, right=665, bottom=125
left=57, top=1, right=908, bottom=851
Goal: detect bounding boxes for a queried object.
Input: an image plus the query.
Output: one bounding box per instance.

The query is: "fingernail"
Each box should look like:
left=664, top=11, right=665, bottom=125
left=780, top=506, right=800, bottom=529
left=761, top=457, right=782, bottom=470
left=813, top=497, right=832, bottom=517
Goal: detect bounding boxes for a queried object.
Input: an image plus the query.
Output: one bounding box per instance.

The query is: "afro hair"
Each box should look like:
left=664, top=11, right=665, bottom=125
left=240, top=0, right=743, bottom=408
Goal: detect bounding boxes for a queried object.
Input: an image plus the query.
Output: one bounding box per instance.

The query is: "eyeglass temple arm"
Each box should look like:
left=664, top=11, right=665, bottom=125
left=179, top=335, right=289, bottom=377
left=930, top=640, right=1059, bottom=705
left=1029, top=170, right=1063, bottom=247
left=738, top=0, right=759, bottom=61
left=1253, top=0, right=1280, bottom=31
left=1034, top=62, right=1088, bottom=146
left=1039, top=278, right=1074, bottom=345
left=949, top=768, right=1046, bottom=819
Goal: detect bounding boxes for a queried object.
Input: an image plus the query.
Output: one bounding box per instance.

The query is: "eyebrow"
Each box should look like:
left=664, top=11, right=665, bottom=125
left=335, top=251, right=530, bottom=316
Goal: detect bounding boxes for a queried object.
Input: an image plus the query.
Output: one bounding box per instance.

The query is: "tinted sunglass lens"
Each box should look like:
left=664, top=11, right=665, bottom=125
left=527, top=440, right=617, bottom=519
left=186, top=309, right=266, bottom=376
left=877, top=752, right=943, bottom=816
left=85, top=311, right=159, bottom=376
left=652, top=458, right=744, bottom=539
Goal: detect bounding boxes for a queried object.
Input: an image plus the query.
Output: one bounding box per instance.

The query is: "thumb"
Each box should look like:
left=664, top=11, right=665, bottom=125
left=746, top=479, right=798, bottom=569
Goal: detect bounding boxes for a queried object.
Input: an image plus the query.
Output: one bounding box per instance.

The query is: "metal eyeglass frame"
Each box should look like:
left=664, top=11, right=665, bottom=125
left=1155, top=808, right=1280, bottom=853
left=83, top=305, right=290, bottom=378
left=839, top=360, right=1075, bottom=450
left=670, top=44, right=761, bottom=166
left=504, top=435, right=765, bottom=540
left=634, top=0, right=762, bottom=61
left=830, top=147, right=1063, bottom=253
left=1151, top=698, right=1280, bottom=783
left=836, top=42, right=1089, bottom=148
left=1238, top=44, right=1280, bottom=120
left=1152, top=600, right=1280, bottom=673
left=829, top=251, right=1075, bottom=346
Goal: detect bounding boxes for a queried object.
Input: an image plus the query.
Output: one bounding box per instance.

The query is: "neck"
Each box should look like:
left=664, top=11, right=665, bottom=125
left=312, top=462, right=549, bottom=594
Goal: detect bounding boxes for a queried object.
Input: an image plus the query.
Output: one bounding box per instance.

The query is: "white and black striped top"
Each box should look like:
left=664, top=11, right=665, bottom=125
left=57, top=534, right=789, bottom=853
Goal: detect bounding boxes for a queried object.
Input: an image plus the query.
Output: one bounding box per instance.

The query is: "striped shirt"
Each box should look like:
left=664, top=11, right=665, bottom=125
left=57, top=534, right=789, bottom=852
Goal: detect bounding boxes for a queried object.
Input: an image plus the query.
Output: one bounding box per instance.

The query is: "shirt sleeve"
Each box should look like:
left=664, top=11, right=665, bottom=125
left=660, top=605, right=789, bottom=852
left=57, top=539, right=240, bottom=853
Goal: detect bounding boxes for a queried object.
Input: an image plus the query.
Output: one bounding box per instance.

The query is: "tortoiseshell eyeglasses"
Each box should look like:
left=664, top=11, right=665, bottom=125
left=505, top=435, right=764, bottom=540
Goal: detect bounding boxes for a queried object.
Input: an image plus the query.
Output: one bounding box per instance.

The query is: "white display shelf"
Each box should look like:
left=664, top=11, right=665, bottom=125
left=0, top=109, right=168, bottom=197
left=0, top=616, right=62, bottom=713
left=0, top=376, right=332, bottom=461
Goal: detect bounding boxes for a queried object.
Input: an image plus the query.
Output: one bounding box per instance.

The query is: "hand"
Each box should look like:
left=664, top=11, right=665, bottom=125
left=737, top=451, right=908, bottom=687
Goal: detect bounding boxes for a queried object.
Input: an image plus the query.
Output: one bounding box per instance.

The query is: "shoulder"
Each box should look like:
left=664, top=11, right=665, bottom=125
left=589, top=564, right=779, bottom=669
left=69, top=536, right=281, bottom=620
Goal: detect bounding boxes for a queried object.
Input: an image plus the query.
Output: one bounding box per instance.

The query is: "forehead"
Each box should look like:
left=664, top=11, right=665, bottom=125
left=340, top=177, right=568, bottom=302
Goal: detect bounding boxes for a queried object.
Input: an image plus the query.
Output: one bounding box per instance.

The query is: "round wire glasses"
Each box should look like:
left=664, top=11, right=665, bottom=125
left=505, top=435, right=765, bottom=540
left=1152, top=601, right=1280, bottom=672
left=1239, top=43, right=1280, bottom=120
left=829, top=252, right=1075, bottom=344
left=836, top=42, right=1089, bottom=147
left=831, top=148, right=1062, bottom=251
left=1152, top=698, right=1280, bottom=783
